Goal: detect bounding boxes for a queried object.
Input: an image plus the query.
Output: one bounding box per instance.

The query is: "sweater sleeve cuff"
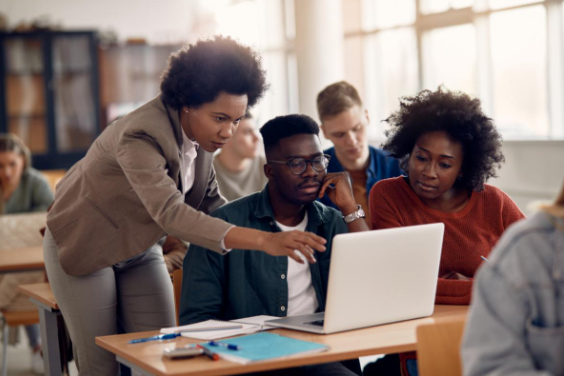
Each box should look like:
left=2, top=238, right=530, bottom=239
left=435, top=278, right=474, bottom=305
left=219, top=225, right=236, bottom=254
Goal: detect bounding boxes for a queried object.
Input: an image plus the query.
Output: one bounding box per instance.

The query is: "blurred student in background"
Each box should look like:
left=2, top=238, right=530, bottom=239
left=462, top=177, right=564, bottom=376
left=0, top=133, right=54, bottom=374
left=213, top=112, right=268, bottom=202
left=316, top=81, right=402, bottom=229
left=367, top=87, right=525, bottom=376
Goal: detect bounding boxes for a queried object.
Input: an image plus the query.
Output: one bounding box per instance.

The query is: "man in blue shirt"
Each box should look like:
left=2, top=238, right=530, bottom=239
left=180, top=114, right=367, bottom=375
left=317, top=81, right=403, bottom=228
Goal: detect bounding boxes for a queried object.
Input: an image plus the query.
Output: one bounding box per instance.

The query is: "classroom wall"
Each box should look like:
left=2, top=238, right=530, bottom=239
left=489, top=141, right=564, bottom=214
left=0, top=0, right=203, bottom=44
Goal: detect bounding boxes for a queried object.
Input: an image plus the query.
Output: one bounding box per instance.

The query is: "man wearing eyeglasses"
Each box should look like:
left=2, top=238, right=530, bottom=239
left=317, top=81, right=403, bottom=229
left=180, top=114, right=367, bottom=376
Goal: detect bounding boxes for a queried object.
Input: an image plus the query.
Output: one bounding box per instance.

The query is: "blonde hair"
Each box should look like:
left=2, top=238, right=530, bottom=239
left=316, top=81, right=363, bottom=122
left=0, top=133, right=31, bottom=214
left=541, top=177, right=564, bottom=219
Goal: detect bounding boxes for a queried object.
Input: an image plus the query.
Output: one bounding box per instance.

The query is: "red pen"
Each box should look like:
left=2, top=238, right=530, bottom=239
left=196, top=344, right=220, bottom=361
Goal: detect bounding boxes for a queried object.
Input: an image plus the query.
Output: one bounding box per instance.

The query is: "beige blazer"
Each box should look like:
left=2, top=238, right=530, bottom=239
left=47, top=95, right=231, bottom=276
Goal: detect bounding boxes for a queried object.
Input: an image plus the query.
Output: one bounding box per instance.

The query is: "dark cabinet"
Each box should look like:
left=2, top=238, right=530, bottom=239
left=0, top=31, right=100, bottom=169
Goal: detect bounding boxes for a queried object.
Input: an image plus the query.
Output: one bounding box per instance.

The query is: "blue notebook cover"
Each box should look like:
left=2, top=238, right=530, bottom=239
left=200, top=332, right=329, bottom=364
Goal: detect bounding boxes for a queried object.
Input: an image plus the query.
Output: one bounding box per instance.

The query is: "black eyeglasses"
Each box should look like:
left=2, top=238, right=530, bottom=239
left=268, top=154, right=331, bottom=175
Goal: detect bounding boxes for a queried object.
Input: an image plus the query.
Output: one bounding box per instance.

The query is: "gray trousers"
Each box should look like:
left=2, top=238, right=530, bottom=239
left=43, top=227, right=176, bottom=376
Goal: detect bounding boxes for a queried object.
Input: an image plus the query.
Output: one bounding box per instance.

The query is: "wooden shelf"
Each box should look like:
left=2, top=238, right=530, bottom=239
left=8, top=113, right=45, bottom=119
left=53, top=69, right=92, bottom=75
left=7, top=71, right=43, bottom=76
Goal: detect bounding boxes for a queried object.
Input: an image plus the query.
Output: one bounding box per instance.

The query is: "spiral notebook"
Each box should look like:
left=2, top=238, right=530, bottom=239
left=160, top=316, right=277, bottom=340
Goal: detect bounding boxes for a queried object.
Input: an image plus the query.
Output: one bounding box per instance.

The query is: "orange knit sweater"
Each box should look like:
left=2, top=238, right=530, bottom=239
left=369, top=176, right=525, bottom=305
left=370, top=177, right=525, bottom=375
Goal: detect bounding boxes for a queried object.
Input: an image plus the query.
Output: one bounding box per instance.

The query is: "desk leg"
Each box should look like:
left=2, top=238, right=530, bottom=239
left=38, top=308, right=62, bottom=376
left=116, top=355, right=155, bottom=376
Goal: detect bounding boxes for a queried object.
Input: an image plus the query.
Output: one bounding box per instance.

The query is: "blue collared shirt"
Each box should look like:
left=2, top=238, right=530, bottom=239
left=179, top=185, right=348, bottom=325
left=320, top=146, right=403, bottom=210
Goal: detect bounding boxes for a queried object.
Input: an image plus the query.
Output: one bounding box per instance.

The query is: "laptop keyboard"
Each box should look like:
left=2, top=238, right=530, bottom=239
left=306, top=320, right=325, bottom=326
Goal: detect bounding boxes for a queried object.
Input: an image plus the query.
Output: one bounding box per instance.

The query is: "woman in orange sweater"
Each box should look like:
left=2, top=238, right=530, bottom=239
left=367, top=87, right=525, bottom=376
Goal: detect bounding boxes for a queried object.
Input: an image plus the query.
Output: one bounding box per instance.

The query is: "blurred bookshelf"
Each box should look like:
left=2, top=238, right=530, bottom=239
left=99, top=43, right=182, bottom=128
left=1, top=32, right=183, bottom=168
left=0, top=31, right=100, bottom=169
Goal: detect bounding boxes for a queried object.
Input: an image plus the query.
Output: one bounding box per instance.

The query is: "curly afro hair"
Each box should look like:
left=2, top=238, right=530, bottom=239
left=160, top=36, right=268, bottom=110
left=382, top=86, right=504, bottom=192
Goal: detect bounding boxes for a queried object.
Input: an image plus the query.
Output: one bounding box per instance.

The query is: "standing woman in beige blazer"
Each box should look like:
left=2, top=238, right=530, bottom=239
left=43, top=36, right=326, bottom=375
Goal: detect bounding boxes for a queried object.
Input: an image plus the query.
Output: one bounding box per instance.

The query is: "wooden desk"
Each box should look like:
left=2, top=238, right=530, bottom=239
left=96, top=305, right=468, bottom=376
left=18, top=283, right=62, bottom=376
left=0, top=212, right=46, bottom=251
left=0, top=246, right=44, bottom=273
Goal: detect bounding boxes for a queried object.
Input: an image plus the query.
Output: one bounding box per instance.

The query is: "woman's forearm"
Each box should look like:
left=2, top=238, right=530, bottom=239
left=223, top=227, right=268, bottom=251
left=223, top=226, right=326, bottom=264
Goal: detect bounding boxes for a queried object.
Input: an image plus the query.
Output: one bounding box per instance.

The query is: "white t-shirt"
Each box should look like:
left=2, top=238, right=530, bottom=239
left=275, top=213, right=319, bottom=316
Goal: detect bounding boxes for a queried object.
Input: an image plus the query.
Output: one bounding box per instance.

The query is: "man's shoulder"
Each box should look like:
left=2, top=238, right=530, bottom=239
left=211, top=192, right=261, bottom=219
left=323, top=146, right=336, bottom=156
left=368, top=145, right=387, bottom=156
left=368, top=146, right=401, bottom=167
left=323, top=147, right=343, bottom=174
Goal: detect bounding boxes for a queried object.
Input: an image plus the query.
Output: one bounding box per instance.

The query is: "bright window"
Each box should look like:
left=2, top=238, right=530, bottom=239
left=490, top=5, right=548, bottom=138
left=350, top=0, right=564, bottom=140
left=201, top=0, right=296, bottom=123
left=363, top=28, right=419, bottom=138
left=421, top=0, right=474, bottom=14
left=422, top=24, right=477, bottom=95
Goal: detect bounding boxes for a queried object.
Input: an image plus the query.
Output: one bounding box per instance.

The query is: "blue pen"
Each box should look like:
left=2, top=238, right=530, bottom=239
left=129, top=333, right=180, bottom=344
left=208, top=340, right=241, bottom=350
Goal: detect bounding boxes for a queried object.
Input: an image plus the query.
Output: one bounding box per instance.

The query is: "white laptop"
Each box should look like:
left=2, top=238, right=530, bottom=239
left=266, top=223, right=444, bottom=334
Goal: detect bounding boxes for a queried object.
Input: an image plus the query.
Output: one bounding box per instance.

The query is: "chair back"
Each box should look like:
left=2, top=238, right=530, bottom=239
left=416, top=317, right=466, bottom=376
left=40, top=169, right=66, bottom=193
left=172, top=268, right=183, bottom=325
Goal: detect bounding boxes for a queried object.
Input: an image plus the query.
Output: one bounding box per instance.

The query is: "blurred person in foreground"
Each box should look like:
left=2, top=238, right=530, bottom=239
left=462, top=177, right=564, bottom=376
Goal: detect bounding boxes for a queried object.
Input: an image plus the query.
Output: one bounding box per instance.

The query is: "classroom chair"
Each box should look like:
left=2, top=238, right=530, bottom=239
left=172, top=268, right=183, bottom=326
left=0, top=309, right=40, bottom=376
left=416, top=317, right=466, bottom=376
left=40, top=169, right=66, bottom=193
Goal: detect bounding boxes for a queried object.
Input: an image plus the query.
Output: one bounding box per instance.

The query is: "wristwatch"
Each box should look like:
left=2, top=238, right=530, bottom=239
left=342, top=205, right=366, bottom=224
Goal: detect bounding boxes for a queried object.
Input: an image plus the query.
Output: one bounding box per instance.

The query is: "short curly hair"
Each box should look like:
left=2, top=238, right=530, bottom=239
left=160, top=36, right=268, bottom=110
left=382, top=87, right=504, bottom=192
left=260, top=114, right=320, bottom=156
